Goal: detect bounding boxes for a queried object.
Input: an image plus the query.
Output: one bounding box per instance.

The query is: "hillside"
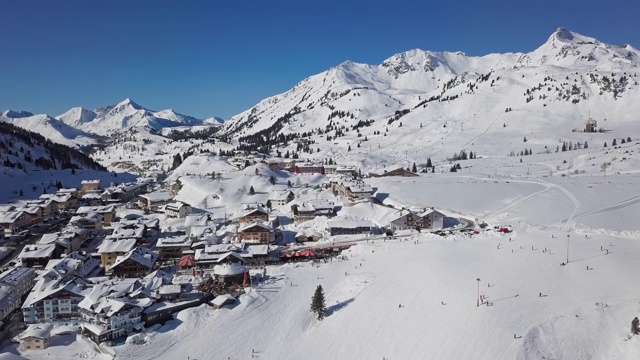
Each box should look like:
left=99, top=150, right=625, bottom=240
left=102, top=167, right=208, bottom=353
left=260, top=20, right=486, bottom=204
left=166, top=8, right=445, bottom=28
left=0, top=122, right=123, bottom=201
left=0, top=113, right=97, bottom=149
left=220, top=28, right=640, bottom=174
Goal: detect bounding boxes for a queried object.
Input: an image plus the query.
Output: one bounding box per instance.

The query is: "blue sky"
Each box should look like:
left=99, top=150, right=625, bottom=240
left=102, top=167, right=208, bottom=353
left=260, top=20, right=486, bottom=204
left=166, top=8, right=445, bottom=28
left=1, top=0, right=638, bottom=119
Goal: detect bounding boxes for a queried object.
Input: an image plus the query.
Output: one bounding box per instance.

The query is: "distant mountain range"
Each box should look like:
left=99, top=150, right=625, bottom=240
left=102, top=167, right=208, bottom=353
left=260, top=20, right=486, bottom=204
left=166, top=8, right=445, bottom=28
left=1, top=98, right=223, bottom=149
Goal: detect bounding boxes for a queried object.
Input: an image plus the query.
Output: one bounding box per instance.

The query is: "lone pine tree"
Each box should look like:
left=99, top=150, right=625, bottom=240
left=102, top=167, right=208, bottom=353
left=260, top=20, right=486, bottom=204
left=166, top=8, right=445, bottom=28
left=632, top=317, right=640, bottom=335
left=310, top=285, right=326, bottom=320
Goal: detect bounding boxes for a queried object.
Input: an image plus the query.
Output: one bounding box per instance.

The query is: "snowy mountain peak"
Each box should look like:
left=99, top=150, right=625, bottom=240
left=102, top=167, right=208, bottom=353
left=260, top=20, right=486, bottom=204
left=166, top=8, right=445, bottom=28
left=1, top=110, right=35, bottom=118
left=115, top=98, right=142, bottom=110
left=56, top=107, right=97, bottom=128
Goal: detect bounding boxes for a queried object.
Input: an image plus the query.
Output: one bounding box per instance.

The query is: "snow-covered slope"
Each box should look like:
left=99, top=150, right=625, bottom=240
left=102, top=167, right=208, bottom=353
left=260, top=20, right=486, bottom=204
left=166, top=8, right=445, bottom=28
left=0, top=113, right=97, bottom=149
left=221, top=28, right=640, bottom=165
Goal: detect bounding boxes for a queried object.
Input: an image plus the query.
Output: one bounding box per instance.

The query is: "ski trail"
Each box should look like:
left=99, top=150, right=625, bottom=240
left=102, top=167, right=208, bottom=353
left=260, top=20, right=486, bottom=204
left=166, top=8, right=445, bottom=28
left=542, top=193, right=640, bottom=226
left=484, top=181, right=551, bottom=220
left=536, top=178, right=580, bottom=231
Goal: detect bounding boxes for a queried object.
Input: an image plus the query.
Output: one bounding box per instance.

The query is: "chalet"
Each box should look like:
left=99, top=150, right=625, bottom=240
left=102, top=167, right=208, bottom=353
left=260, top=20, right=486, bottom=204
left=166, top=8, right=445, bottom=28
left=0, top=211, right=31, bottom=236
left=327, top=219, right=374, bottom=236
left=45, top=193, right=77, bottom=213
left=266, top=157, right=285, bottom=170
left=18, top=245, right=56, bottom=268
left=108, top=248, right=158, bottom=278
left=238, top=219, right=274, bottom=244
left=388, top=208, right=446, bottom=231
left=69, top=212, right=103, bottom=236
left=18, top=325, right=51, bottom=351
left=80, top=180, right=102, bottom=195
left=18, top=206, right=43, bottom=225
left=138, top=192, right=173, bottom=212
left=0, top=267, right=36, bottom=327
left=295, top=228, right=323, bottom=242
left=156, top=234, right=193, bottom=260
left=331, top=178, right=374, bottom=202
left=25, top=199, right=56, bottom=219
left=79, top=297, right=145, bottom=343
left=98, top=238, right=138, bottom=269
left=165, top=202, right=192, bottom=218
left=295, top=163, right=325, bottom=174
left=21, top=253, right=100, bottom=324
left=76, top=205, right=116, bottom=226
left=189, top=226, right=217, bottom=248
left=101, top=182, right=147, bottom=203
left=369, top=167, right=419, bottom=178
left=22, top=278, right=88, bottom=324
left=268, top=190, right=294, bottom=208
left=80, top=192, right=102, bottom=206
left=238, top=206, right=269, bottom=223
left=413, top=208, right=445, bottom=230
left=39, top=228, right=90, bottom=256
left=294, top=199, right=335, bottom=222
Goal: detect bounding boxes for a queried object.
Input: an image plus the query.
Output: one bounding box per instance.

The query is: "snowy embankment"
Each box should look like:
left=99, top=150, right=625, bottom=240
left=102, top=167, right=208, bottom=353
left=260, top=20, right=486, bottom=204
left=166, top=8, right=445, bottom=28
left=103, top=224, right=640, bottom=360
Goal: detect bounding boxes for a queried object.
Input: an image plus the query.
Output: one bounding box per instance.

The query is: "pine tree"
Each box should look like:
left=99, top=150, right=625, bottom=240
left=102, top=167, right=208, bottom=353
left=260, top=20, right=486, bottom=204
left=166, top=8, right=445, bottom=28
left=412, top=162, right=417, bottom=173
left=269, top=176, right=276, bottom=185
left=604, top=142, right=607, bottom=147
left=255, top=168, right=259, bottom=175
left=348, top=145, right=351, bottom=151
left=287, top=179, right=292, bottom=188
left=249, top=186, right=255, bottom=195
left=311, top=285, right=326, bottom=320
left=523, top=136, right=527, bottom=142
left=426, top=158, right=433, bottom=168
left=562, top=142, right=567, bottom=152
left=19, top=189, right=23, bottom=197
left=584, top=141, right=588, bottom=149
left=266, top=200, right=272, bottom=209
left=627, top=136, right=632, bottom=143
left=632, top=317, right=640, bottom=335
left=612, top=138, right=617, bottom=146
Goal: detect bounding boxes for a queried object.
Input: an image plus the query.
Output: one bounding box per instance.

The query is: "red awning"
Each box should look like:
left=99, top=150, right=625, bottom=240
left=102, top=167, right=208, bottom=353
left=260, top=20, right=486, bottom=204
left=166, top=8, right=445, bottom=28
left=179, top=254, right=196, bottom=267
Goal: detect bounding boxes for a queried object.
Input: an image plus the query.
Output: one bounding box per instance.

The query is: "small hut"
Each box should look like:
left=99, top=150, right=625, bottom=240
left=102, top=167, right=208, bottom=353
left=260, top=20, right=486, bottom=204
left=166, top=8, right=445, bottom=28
left=213, top=263, right=247, bottom=285
left=212, top=294, right=237, bottom=309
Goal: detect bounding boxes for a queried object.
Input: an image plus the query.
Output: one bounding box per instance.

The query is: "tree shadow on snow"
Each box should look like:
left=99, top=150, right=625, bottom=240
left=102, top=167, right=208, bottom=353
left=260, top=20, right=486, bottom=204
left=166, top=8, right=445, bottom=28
left=326, top=298, right=355, bottom=317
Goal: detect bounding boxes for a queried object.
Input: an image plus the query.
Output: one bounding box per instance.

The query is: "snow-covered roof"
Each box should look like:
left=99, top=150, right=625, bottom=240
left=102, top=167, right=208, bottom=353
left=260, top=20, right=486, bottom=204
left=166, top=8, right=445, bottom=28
left=140, top=192, right=173, bottom=202
left=158, top=284, right=181, bottom=295
left=269, top=190, right=293, bottom=201
left=76, top=205, right=115, bottom=215
left=98, top=238, right=137, bottom=254
left=18, top=244, right=56, bottom=259
left=204, top=243, right=245, bottom=254
left=213, top=263, right=247, bottom=276
left=0, top=211, right=25, bottom=223
left=18, top=324, right=52, bottom=340
left=81, top=180, right=102, bottom=184
left=0, top=266, right=35, bottom=287
left=109, top=248, right=158, bottom=270
left=156, top=234, right=192, bottom=248
left=246, top=244, right=269, bottom=256
left=239, top=206, right=269, bottom=219
left=110, top=221, right=146, bottom=239
left=298, top=199, right=335, bottom=212
left=81, top=193, right=102, bottom=200
left=327, top=219, right=374, bottom=229
left=239, top=219, right=273, bottom=232
left=212, top=294, right=236, bottom=307
left=165, top=202, right=190, bottom=211
left=70, top=212, right=103, bottom=223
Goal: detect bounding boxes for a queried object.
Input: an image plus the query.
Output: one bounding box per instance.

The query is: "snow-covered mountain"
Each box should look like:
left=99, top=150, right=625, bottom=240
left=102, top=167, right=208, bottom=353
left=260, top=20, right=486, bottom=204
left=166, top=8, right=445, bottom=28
left=56, top=98, right=209, bottom=136
left=221, top=27, right=640, bottom=154
left=0, top=112, right=97, bottom=149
